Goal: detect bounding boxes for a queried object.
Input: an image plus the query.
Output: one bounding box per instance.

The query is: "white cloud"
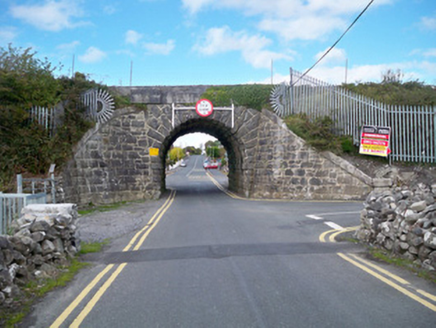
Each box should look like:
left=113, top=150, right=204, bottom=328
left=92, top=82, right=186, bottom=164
left=79, top=47, right=107, bottom=63
left=125, top=30, right=143, bottom=45
left=423, top=49, right=436, bottom=57
left=419, top=15, right=436, bottom=31
left=0, top=26, right=17, bottom=43
left=182, top=0, right=213, bottom=15
left=103, top=5, right=117, bottom=15
left=183, top=0, right=392, bottom=41
left=306, top=60, right=436, bottom=85
left=259, top=15, right=346, bottom=41
left=57, top=41, right=80, bottom=53
left=10, top=0, right=86, bottom=32
left=193, top=26, right=292, bottom=68
left=314, top=47, right=347, bottom=65
left=143, top=40, right=175, bottom=55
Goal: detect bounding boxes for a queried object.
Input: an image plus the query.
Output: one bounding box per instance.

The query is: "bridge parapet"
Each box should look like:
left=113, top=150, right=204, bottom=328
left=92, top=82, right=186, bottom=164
left=111, top=86, right=212, bottom=104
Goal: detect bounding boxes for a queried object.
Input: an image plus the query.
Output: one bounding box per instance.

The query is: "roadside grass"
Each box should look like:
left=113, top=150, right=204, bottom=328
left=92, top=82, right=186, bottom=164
left=78, top=201, right=128, bottom=215
left=368, top=248, right=436, bottom=284
left=79, top=239, right=110, bottom=254
left=0, top=240, right=109, bottom=328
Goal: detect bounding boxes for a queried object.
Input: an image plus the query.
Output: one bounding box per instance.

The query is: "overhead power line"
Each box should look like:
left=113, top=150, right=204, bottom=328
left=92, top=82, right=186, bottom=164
left=292, top=0, right=375, bottom=86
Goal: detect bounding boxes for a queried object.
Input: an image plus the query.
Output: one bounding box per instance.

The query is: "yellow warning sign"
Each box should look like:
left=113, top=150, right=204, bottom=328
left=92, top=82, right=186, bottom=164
left=149, top=148, right=159, bottom=156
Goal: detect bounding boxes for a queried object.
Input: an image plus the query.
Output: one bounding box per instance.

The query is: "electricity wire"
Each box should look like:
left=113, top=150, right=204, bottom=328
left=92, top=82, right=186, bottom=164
left=291, top=0, right=375, bottom=86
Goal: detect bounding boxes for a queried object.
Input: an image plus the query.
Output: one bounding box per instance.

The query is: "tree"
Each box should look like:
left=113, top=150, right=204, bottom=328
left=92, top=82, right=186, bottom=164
left=168, top=147, right=185, bottom=163
left=206, top=146, right=220, bottom=159
left=0, top=44, right=60, bottom=108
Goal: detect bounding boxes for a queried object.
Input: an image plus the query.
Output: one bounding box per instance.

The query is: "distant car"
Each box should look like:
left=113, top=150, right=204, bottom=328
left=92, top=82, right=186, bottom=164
left=204, top=162, right=218, bottom=169
left=180, top=161, right=186, bottom=167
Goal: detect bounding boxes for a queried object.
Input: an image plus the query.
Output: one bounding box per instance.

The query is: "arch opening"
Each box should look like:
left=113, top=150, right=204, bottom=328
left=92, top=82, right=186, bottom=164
left=160, top=118, right=243, bottom=194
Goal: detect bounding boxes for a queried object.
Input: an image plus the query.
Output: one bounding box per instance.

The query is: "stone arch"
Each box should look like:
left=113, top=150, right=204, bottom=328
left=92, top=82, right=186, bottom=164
left=159, top=117, right=243, bottom=193
left=60, top=101, right=386, bottom=206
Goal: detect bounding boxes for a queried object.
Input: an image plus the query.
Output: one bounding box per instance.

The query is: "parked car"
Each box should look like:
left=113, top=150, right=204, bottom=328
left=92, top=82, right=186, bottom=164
left=180, top=160, right=186, bottom=167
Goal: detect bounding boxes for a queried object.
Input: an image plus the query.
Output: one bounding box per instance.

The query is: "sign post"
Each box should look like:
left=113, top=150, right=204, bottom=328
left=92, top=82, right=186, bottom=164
left=195, top=99, right=214, bottom=117
left=359, top=125, right=391, bottom=158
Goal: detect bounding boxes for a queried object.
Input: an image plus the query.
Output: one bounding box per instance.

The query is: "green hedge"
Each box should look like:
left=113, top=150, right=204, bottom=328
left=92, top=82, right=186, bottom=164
left=201, top=85, right=273, bottom=111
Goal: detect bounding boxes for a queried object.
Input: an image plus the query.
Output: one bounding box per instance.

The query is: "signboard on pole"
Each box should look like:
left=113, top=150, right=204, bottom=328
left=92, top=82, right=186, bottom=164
left=195, top=99, right=214, bottom=117
left=359, top=125, right=391, bottom=158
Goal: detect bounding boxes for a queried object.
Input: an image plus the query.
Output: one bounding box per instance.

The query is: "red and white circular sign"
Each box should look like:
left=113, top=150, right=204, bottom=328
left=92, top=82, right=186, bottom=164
left=195, top=99, right=214, bottom=117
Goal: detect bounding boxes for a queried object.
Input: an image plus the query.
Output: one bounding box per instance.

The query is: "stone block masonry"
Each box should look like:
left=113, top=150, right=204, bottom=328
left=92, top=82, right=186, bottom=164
left=59, top=103, right=390, bottom=206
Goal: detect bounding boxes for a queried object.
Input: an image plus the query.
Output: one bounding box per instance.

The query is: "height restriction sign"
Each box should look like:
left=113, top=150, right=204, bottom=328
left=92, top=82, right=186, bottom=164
left=195, top=99, right=214, bottom=117
left=359, top=125, right=391, bottom=158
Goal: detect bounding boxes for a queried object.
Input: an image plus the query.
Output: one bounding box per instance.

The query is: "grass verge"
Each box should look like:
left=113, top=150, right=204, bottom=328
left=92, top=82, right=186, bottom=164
left=78, top=201, right=129, bottom=215
left=0, top=239, right=109, bottom=327
left=368, top=247, right=436, bottom=284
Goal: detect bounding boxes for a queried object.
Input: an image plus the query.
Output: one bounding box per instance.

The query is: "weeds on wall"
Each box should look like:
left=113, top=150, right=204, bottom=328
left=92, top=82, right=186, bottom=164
left=284, top=113, right=357, bottom=155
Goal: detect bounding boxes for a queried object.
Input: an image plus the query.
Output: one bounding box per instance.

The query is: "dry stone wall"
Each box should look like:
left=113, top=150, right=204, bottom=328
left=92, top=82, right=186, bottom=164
left=0, top=204, right=78, bottom=307
left=356, top=183, right=436, bottom=270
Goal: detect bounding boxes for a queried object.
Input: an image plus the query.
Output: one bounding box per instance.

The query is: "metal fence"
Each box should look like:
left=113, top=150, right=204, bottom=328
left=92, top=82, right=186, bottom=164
left=17, top=174, right=56, bottom=204
left=0, top=193, right=46, bottom=234
left=30, top=106, right=57, bottom=136
left=283, top=68, right=436, bottom=163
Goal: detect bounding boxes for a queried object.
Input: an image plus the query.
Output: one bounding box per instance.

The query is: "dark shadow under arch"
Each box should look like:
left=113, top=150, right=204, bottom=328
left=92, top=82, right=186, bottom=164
left=160, top=118, right=243, bottom=193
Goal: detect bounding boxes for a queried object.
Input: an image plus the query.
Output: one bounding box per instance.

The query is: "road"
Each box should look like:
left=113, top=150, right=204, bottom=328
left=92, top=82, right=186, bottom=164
left=23, top=155, right=436, bottom=327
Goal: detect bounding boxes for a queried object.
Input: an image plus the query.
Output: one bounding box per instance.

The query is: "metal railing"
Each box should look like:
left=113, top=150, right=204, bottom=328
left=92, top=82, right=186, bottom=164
left=284, top=68, right=436, bottom=163
left=16, top=174, right=56, bottom=204
left=0, top=193, right=47, bottom=234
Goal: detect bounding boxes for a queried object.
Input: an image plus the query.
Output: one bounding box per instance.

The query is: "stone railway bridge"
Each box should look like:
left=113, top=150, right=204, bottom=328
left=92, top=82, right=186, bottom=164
left=60, top=86, right=391, bottom=205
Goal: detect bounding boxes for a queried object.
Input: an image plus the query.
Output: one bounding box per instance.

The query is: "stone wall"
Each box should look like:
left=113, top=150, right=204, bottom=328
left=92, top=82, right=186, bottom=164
left=0, top=204, right=78, bottom=306
left=237, top=109, right=385, bottom=200
left=355, top=183, right=436, bottom=270
left=60, top=105, right=388, bottom=205
left=111, top=86, right=211, bottom=104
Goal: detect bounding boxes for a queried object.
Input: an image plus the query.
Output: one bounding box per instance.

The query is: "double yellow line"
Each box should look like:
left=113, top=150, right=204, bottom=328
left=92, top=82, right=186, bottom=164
left=51, top=190, right=177, bottom=328
left=320, top=226, right=436, bottom=313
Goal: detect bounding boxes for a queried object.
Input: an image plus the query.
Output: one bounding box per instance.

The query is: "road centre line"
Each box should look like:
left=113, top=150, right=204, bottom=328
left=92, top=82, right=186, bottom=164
left=123, top=189, right=176, bottom=252
left=186, top=157, right=199, bottom=177
left=50, top=190, right=176, bottom=328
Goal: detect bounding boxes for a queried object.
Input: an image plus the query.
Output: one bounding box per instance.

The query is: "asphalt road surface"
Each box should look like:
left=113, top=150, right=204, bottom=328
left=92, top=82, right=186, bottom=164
left=23, top=155, right=436, bottom=327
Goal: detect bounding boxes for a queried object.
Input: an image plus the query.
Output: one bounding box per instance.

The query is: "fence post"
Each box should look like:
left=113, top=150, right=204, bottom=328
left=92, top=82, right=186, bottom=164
left=51, top=173, right=56, bottom=204
left=17, top=174, right=23, bottom=194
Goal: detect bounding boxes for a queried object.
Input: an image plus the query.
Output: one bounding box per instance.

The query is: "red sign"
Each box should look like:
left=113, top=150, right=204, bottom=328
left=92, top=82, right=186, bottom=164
left=196, top=99, right=214, bottom=117
left=359, top=125, right=391, bottom=158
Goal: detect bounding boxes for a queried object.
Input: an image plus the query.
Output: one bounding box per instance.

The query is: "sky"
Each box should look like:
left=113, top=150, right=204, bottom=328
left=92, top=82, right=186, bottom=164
left=1, top=0, right=435, bottom=147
